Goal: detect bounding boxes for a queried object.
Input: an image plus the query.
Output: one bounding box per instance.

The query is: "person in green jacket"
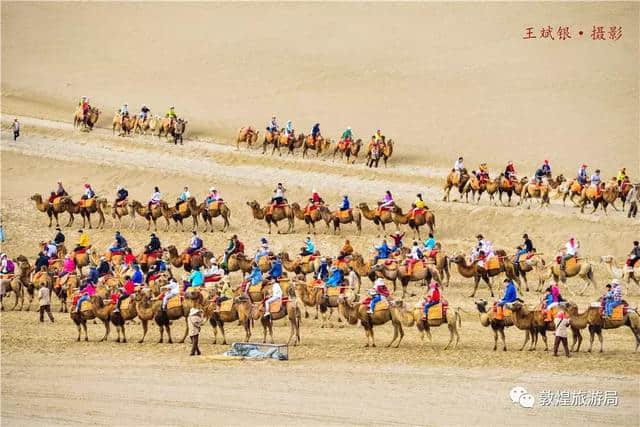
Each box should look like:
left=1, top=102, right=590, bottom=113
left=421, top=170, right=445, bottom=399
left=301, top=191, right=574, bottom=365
left=341, top=127, right=353, bottom=142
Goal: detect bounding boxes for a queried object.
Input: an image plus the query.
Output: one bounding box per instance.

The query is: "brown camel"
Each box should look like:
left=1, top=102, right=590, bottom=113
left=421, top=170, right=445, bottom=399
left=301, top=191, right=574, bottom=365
left=207, top=294, right=253, bottom=344
left=112, top=113, right=135, bottom=136
left=110, top=293, right=140, bottom=343
left=475, top=299, right=513, bottom=351
left=462, top=175, right=487, bottom=204
left=507, top=301, right=558, bottom=351
left=519, top=181, right=550, bottom=209
left=199, top=201, right=231, bottom=232
left=280, top=252, right=319, bottom=278
left=156, top=117, right=175, bottom=139
left=337, top=294, right=404, bottom=347
left=579, top=182, right=619, bottom=214
left=292, top=277, right=323, bottom=320
left=99, top=199, right=134, bottom=229
left=564, top=301, right=640, bottom=353
left=484, top=177, right=500, bottom=205
left=0, top=258, right=31, bottom=311
left=562, top=179, right=585, bottom=207
left=318, top=206, right=362, bottom=235
left=226, top=253, right=254, bottom=276
left=252, top=290, right=301, bottom=346
left=73, top=107, right=100, bottom=131
left=366, top=139, right=393, bottom=167
left=391, top=206, right=435, bottom=239
left=332, top=139, right=362, bottom=164
left=450, top=253, right=520, bottom=298
left=130, top=200, right=171, bottom=231
left=53, top=272, right=78, bottom=312
left=167, top=197, right=199, bottom=231
left=166, top=245, right=212, bottom=272
left=549, top=256, right=597, bottom=295
left=30, top=194, right=75, bottom=228
left=261, top=130, right=279, bottom=154
left=443, top=169, right=470, bottom=202
left=600, top=255, right=640, bottom=289
left=401, top=301, right=461, bottom=350
left=302, top=134, right=330, bottom=158
left=236, top=126, right=259, bottom=149
left=291, top=203, right=329, bottom=234
left=70, top=295, right=114, bottom=342
left=74, top=197, right=106, bottom=229
left=372, top=260, right=440, bottom=299
left=246, top=200, right=294, bottom=234
left=358, top=202, right=398, bottom=235
left=152, top=290, right=205, bottom=344
left=497, top=176, right=528, bottom=206
left=133, top=115, right=151, bottom=135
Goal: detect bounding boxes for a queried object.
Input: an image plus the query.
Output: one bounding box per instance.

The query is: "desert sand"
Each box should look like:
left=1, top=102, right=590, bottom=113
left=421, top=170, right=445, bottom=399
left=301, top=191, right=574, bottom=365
left=1, top=2, right=639, bottom=426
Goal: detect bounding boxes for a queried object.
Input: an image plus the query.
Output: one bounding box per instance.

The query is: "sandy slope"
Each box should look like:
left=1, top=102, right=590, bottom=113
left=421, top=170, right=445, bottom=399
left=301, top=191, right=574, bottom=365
left=2, top=2, right=638, bottom=174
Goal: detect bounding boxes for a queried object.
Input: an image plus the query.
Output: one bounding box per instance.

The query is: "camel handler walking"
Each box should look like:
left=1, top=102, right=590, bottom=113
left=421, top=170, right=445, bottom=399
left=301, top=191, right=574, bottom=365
left=38, top=283, right=55, bottom=323
left=187, top=307, right=204, bottom=356
left=12, top=118, right=20, bottom=141
left=553, top=309, right=571, bottom=358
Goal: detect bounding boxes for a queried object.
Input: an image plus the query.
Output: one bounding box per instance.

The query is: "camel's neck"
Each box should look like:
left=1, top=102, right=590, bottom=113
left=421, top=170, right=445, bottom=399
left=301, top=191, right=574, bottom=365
left=455, top=261, right=475, bottom=277
left=253, top=207, right=265, bottom=220
left=604, top=261, right=623, bottom=278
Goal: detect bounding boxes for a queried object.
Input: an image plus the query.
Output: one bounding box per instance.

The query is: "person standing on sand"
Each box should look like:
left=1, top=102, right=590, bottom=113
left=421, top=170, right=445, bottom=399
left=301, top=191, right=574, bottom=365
left=12, top=118, right=20, bottom=141
left=553, top=310, right=571, bottom=357
left=188, top=307, right=203, bottom=356
left=38, top=283, right=54, bottom=323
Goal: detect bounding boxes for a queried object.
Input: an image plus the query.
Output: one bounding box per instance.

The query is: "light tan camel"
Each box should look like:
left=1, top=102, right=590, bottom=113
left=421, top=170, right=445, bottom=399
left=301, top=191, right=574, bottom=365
left=318, top=206, right=362, bottom=235
left=236, top=126, right=259, bottom=149
left=401, top=301, right=461, bottom=350
left=332, top=138, right=362, bottom=164
left=391, top=206, right=435, bottom=239
left=199, top=201, right=231, bottom=232
left=443, top=169, right=470, bottom=202
left=246, top=200, right=294, bottom=234
left=130, top=200, right=171, bottom=231
left=358, top=202, right=398, bottom=235
left=31, top=194, right=75, bottom=228
left=70, top=295, right=114, bottom=342
left=600, top=255, right=640, bottom=289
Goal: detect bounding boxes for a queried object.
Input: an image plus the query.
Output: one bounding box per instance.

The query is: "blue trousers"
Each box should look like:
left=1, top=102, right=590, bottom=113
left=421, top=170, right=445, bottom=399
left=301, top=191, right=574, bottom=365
left=369, top=295, right=382, bottom=312
left=423, top=301, right=438, bottom=316
left=605, top=300, right=622, bottom=316
left=76, top=294, right=90, bottom=311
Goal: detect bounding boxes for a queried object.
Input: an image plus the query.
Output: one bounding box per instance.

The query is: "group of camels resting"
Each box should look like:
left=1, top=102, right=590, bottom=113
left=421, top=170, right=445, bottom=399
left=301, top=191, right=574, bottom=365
left=30, top=194, right=230, bottom=232
left=443, top=168, right=636, bottom=215
left=236, top=127, right=394, bottom=167
left=2, top=230, right=638, bottom=352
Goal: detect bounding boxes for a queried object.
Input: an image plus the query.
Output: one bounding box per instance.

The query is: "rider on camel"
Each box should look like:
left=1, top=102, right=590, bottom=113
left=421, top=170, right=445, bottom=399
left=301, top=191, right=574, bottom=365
left=267, top=116, right=278, bottom=133
left=81, top=183, right=96, bottom=200
left=577, top=164, right=589, bottom=186
left=148, top=186, right=161, bottom=211
left=504, top=161, right=517, bottom=183
left=421, top=280, right=441, bottom=321
left=311, top=123, right=321, bottom=143
left=476, top=163, right=489, bottom=184
left=176, top=186, right=190, bottom=210
left=284, top=120, right=294, bottom=139
left=185, top=231, right=203, bottom=255
left=340, top=127, right=353, bottom=146
left=300, top=236, right=316, bottom=257
left=338, top=239, right=354, bottom=260
left=390, top=231, right=405, bottom=252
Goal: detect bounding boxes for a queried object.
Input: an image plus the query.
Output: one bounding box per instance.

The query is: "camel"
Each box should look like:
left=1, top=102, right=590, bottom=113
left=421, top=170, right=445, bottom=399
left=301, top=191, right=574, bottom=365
left=69, top=247, right=93, bottom=277
left=112, top=113, right=135, bottom=136
left=292, top=277, right=323, bottom=320
left=390, top=206, right=435, bottom=239
left=291, top=203, right=329, bottom=234
left=252, top=289, right=301, bottom=345
left=462, top=175, right=487, bottom=204
left=98, top=199, right=134, bottom=229
left=564, top=301, right=640, bottom=353
left=507, top=301, right=555, bottom=351
left=133, top=115, right=152, bottom=135
left=280, top=252, right=319, bottom=279
left=549, top=256, right=597, bottom=295
left=152, top=288, right=208, bottom=344
left=358, top=202, right=398, bottom=234
left=401, top=301, right=461, bottom=350
left=618, top=178, right=633, bottom=210
left=579, top=182, right=619, bottom=214
left=110, top=293, right=139, bottom=343
left=475, top=299, right=513, bottom=351
left=70, top=295, right=114, bottom=342
left=246, top=200, right=294, bottom=234
left=168, top=197, right=199, bottom=231
left=484, top=177, right=500, bottom=205
left=157, top=117, right=176, bottom=139
left=318, top=206, right=362, bottom=235
left=427, top=245, right=451, bottom=287
left=600, top=255, right=640, bottom=289
left=207, top=295, right=253, bottom=344
left=262, top=130, right=279, bottom=154
left=337, top=294, right=404, bottom=347
left=443, top=169, right=470, bottom=202
left=166, top=245, right=212, bottom=272
left=134, top=289, right=159, bottom=343
left=366, top=139, right=393, bottom=167
left=74, top=197, right=106, bottom=229
left=52, top=272, right=78, bottom=312
left=332, top=139, right=362, bottom=163
left=199, top=201, right=231, bottom=232
left=73, top=107, right=100, bottom=131
left=226, top=253, right=254, bottom=276
left=302, top=134, right=330, bottom=158
left=518, top=180, right=551, bottom=209
left=497, top=176, right=528, bottom=206
left=271, top=132, right=302, bottom=156
left=172, top=118, right=187, bottom=145
left=0, top=258, right=31, bottom=311
left=562, top=179, right=585, bottom=207
left=236, top=126, right=259, bottom=150
left=449, top=252, right=520, bottom=298
left=130, top=200, right=171, bottom=231
left=30, top=194, right=75, bottom=228
left=372, top=260, right=440, bottom=299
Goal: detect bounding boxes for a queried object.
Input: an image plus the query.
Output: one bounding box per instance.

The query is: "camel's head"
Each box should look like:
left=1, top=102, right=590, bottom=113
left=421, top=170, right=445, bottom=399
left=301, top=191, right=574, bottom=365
left=474, top=299, right=488, bottom=313
left=357, top=202, right=368, bottom=210
left=449, top=255, right=464, bottom=265
left=556, top=174, right=565, bottom=183
left=600, top=255, right=613, bottom=264
left=371, top=263, right=384, bottom=272
left=30, top=194, right=41, bottom=202
left=247, top=200, right=259, bottom=210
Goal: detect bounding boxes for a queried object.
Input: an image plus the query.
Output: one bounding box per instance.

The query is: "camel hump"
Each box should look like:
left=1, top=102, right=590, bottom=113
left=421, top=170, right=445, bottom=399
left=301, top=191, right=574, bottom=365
left=166, top=296, right=183, bottom=310
left=374, top=300, right=389, bottom=312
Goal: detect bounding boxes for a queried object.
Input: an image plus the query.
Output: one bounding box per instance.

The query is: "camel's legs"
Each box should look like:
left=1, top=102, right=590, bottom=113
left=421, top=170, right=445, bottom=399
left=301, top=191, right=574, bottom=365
left=499, top=328, right=506, bottom=351
left=76, top=322, right=82, bottom=341
left=99, top=320, right=110, bottom=342
left=138, top=320, right=148, bottom=343
left=82, top=322, right=89, bottom=341
left=179, top=317, right=189, bottom=343
left=492, top=329, right=498, bottom=351
left=570, top=329, right=582, bottom=352
left=518, top=330, right=530, bottom=351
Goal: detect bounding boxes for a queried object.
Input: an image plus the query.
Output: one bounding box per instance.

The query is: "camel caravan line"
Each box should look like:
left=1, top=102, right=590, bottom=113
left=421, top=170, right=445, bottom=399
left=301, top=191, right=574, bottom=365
left=2, top=232, right=639, bottom=352
left=442, top=167, right=637, bottom=217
